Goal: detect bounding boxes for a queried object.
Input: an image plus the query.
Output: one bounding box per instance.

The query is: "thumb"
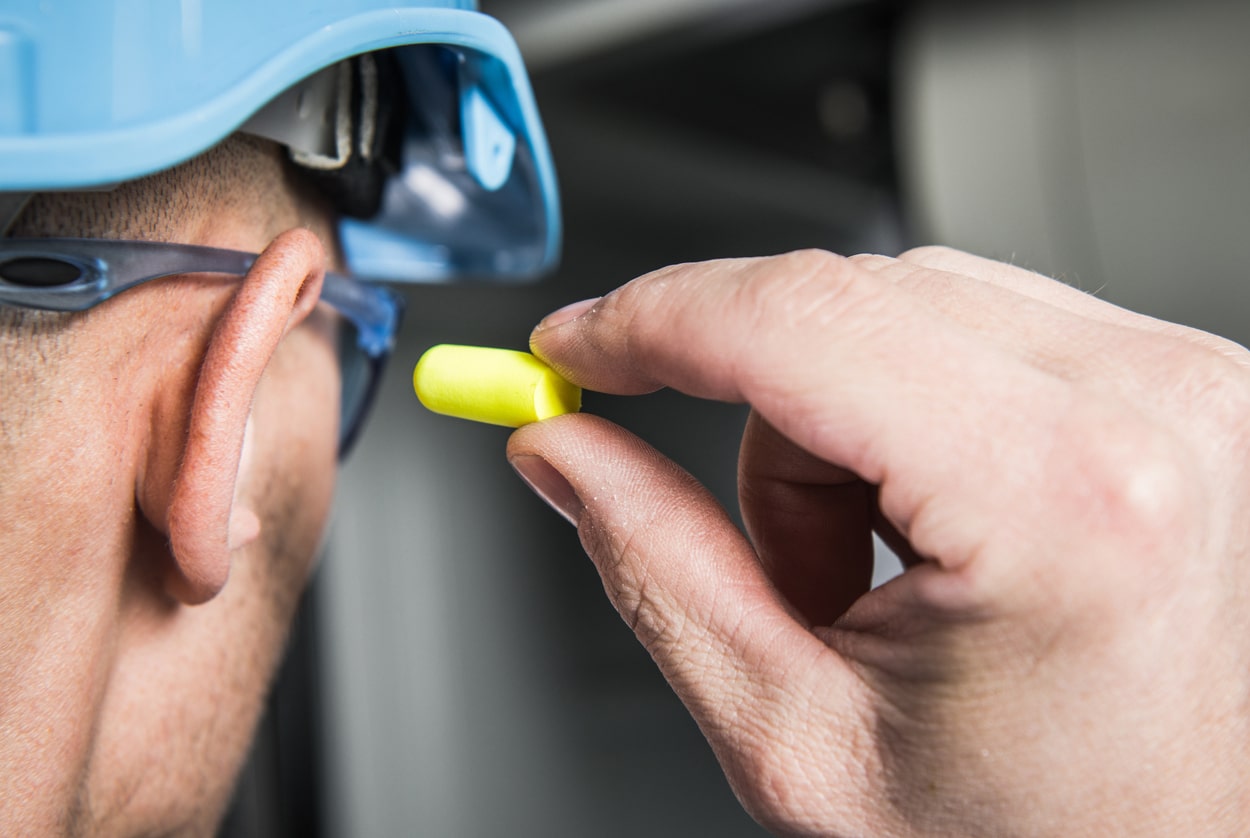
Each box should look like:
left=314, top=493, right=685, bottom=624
left=507, top=414, right=871, bottom=828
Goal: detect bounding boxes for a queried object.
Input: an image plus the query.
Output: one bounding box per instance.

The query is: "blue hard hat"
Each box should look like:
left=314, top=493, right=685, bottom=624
left=0, top=0, right=560, bottom=283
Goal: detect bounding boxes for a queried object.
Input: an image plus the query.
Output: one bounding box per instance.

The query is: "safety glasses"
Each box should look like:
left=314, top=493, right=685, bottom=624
left=0, top=8, right=561, bottom=285
left=0, top=238, right=403, bottom=456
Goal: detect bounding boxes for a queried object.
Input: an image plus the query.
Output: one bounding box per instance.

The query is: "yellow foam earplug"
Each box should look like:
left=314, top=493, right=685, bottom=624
left=413, top=344, right=582, bottom=427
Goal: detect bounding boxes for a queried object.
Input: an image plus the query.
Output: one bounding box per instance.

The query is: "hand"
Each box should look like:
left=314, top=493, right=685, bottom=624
left=507, top=247, right=1250, bottom=836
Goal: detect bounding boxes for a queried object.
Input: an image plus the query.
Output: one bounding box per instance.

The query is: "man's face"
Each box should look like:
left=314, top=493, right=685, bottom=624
left=0, top=140, right=344, bottom=835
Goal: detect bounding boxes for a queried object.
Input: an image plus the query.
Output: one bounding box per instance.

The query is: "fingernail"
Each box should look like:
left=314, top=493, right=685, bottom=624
left=537, top=297, right=601, bottom=331
left=510, top=455, right=583, bottom=526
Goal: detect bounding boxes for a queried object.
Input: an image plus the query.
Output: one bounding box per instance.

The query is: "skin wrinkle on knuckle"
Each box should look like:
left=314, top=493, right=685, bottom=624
left=1192, top=332, right=1250, bottom=370
left=626, top=560, right=683, bottom=653
left=731, top=251, right=894, bottom=409
left=724, top=700, right=803, bottom=813
left=754, top=250, right=857, bottom=334
left=731, top=702, right=869, bottom=838
left=580, top=508, right=687, bottom=659
left=897, top=244, right=962, bottom=268
left=590, top=275, right=672, bottom=390
left=891, top=266, right=963, bottom=310
left=1161, top=344, right=1250, bottom=455
left=652, top=261, right=768, bottom=393
left=619, top=285, right=670, bottom=387
left=847, top=251, right=893, bottom=270
left=851, top=252, right=972, bottom=312
left=579, top=470, right=770, bottom=716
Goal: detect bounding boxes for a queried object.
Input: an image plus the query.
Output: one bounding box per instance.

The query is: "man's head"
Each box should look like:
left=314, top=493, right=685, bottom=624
left=0, top=4, right=558, bottom=834
left=0, top=134, right=344, bottom=834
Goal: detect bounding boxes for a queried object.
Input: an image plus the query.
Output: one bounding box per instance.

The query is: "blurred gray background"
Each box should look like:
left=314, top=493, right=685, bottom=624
left=224, top=0, right=1250, bottom=835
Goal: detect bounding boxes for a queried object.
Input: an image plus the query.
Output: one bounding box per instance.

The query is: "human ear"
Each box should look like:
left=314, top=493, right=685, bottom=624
left=141, top=228, right=327, bottom=605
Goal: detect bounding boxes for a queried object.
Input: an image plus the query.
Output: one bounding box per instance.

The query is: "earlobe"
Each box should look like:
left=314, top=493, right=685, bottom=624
left=156, top=228, right=327, bottom=605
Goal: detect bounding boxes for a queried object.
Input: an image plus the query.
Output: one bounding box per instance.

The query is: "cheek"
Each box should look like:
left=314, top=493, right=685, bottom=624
left=249, top=321, right=342, bottom=562
left=263, top=318, right=342, bottom=454
left=259, top=305, right=340, bottom=438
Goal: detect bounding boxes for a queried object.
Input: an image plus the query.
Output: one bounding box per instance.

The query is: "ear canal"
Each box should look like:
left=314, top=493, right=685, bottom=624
left=164, top=229, right=327, bottom=604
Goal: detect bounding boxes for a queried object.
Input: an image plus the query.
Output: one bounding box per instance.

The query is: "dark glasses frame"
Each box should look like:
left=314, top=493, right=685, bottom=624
left=0, top=237, right=404, bottom=456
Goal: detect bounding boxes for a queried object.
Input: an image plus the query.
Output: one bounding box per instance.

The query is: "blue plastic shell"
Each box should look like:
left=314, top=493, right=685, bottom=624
left=0, top=1, right=561, bottom=283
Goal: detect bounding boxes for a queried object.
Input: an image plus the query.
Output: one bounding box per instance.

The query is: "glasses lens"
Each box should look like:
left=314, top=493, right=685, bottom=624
left=336, top=319, right=376, bottom=452
left=321, top=271, right=401, bottom=456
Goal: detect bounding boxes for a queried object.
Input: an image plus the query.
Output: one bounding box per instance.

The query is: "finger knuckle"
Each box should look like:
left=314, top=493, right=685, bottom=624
left=897, top=244, right=963, bottom=267
left=623, top=573, right=686, bottom=655
left=847, top=252, right=893, bottom=269
left=734, top=248, right=891, bottom=338
left=778, top=246, right=843, bottom=278
left=1163, top=345, right=1250, bottom=444
left=1058, top=408, right=1195, bottom=552
left=582, top=519, right=688, bottom=656
left=728, top=711, right=867, bottom=836
left=728, top=719, right=805, bottom=821
left=610, top=263, right=705, bottom=371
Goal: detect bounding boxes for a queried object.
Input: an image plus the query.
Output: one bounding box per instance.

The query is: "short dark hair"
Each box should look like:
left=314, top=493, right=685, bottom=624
left=1, top=133, right=333, bottom=441
left=11, top=134, right=301, bottom=240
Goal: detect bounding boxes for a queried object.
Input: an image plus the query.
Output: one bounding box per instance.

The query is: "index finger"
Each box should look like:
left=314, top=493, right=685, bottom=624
left=532, top=250, right=1054, bottom=487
